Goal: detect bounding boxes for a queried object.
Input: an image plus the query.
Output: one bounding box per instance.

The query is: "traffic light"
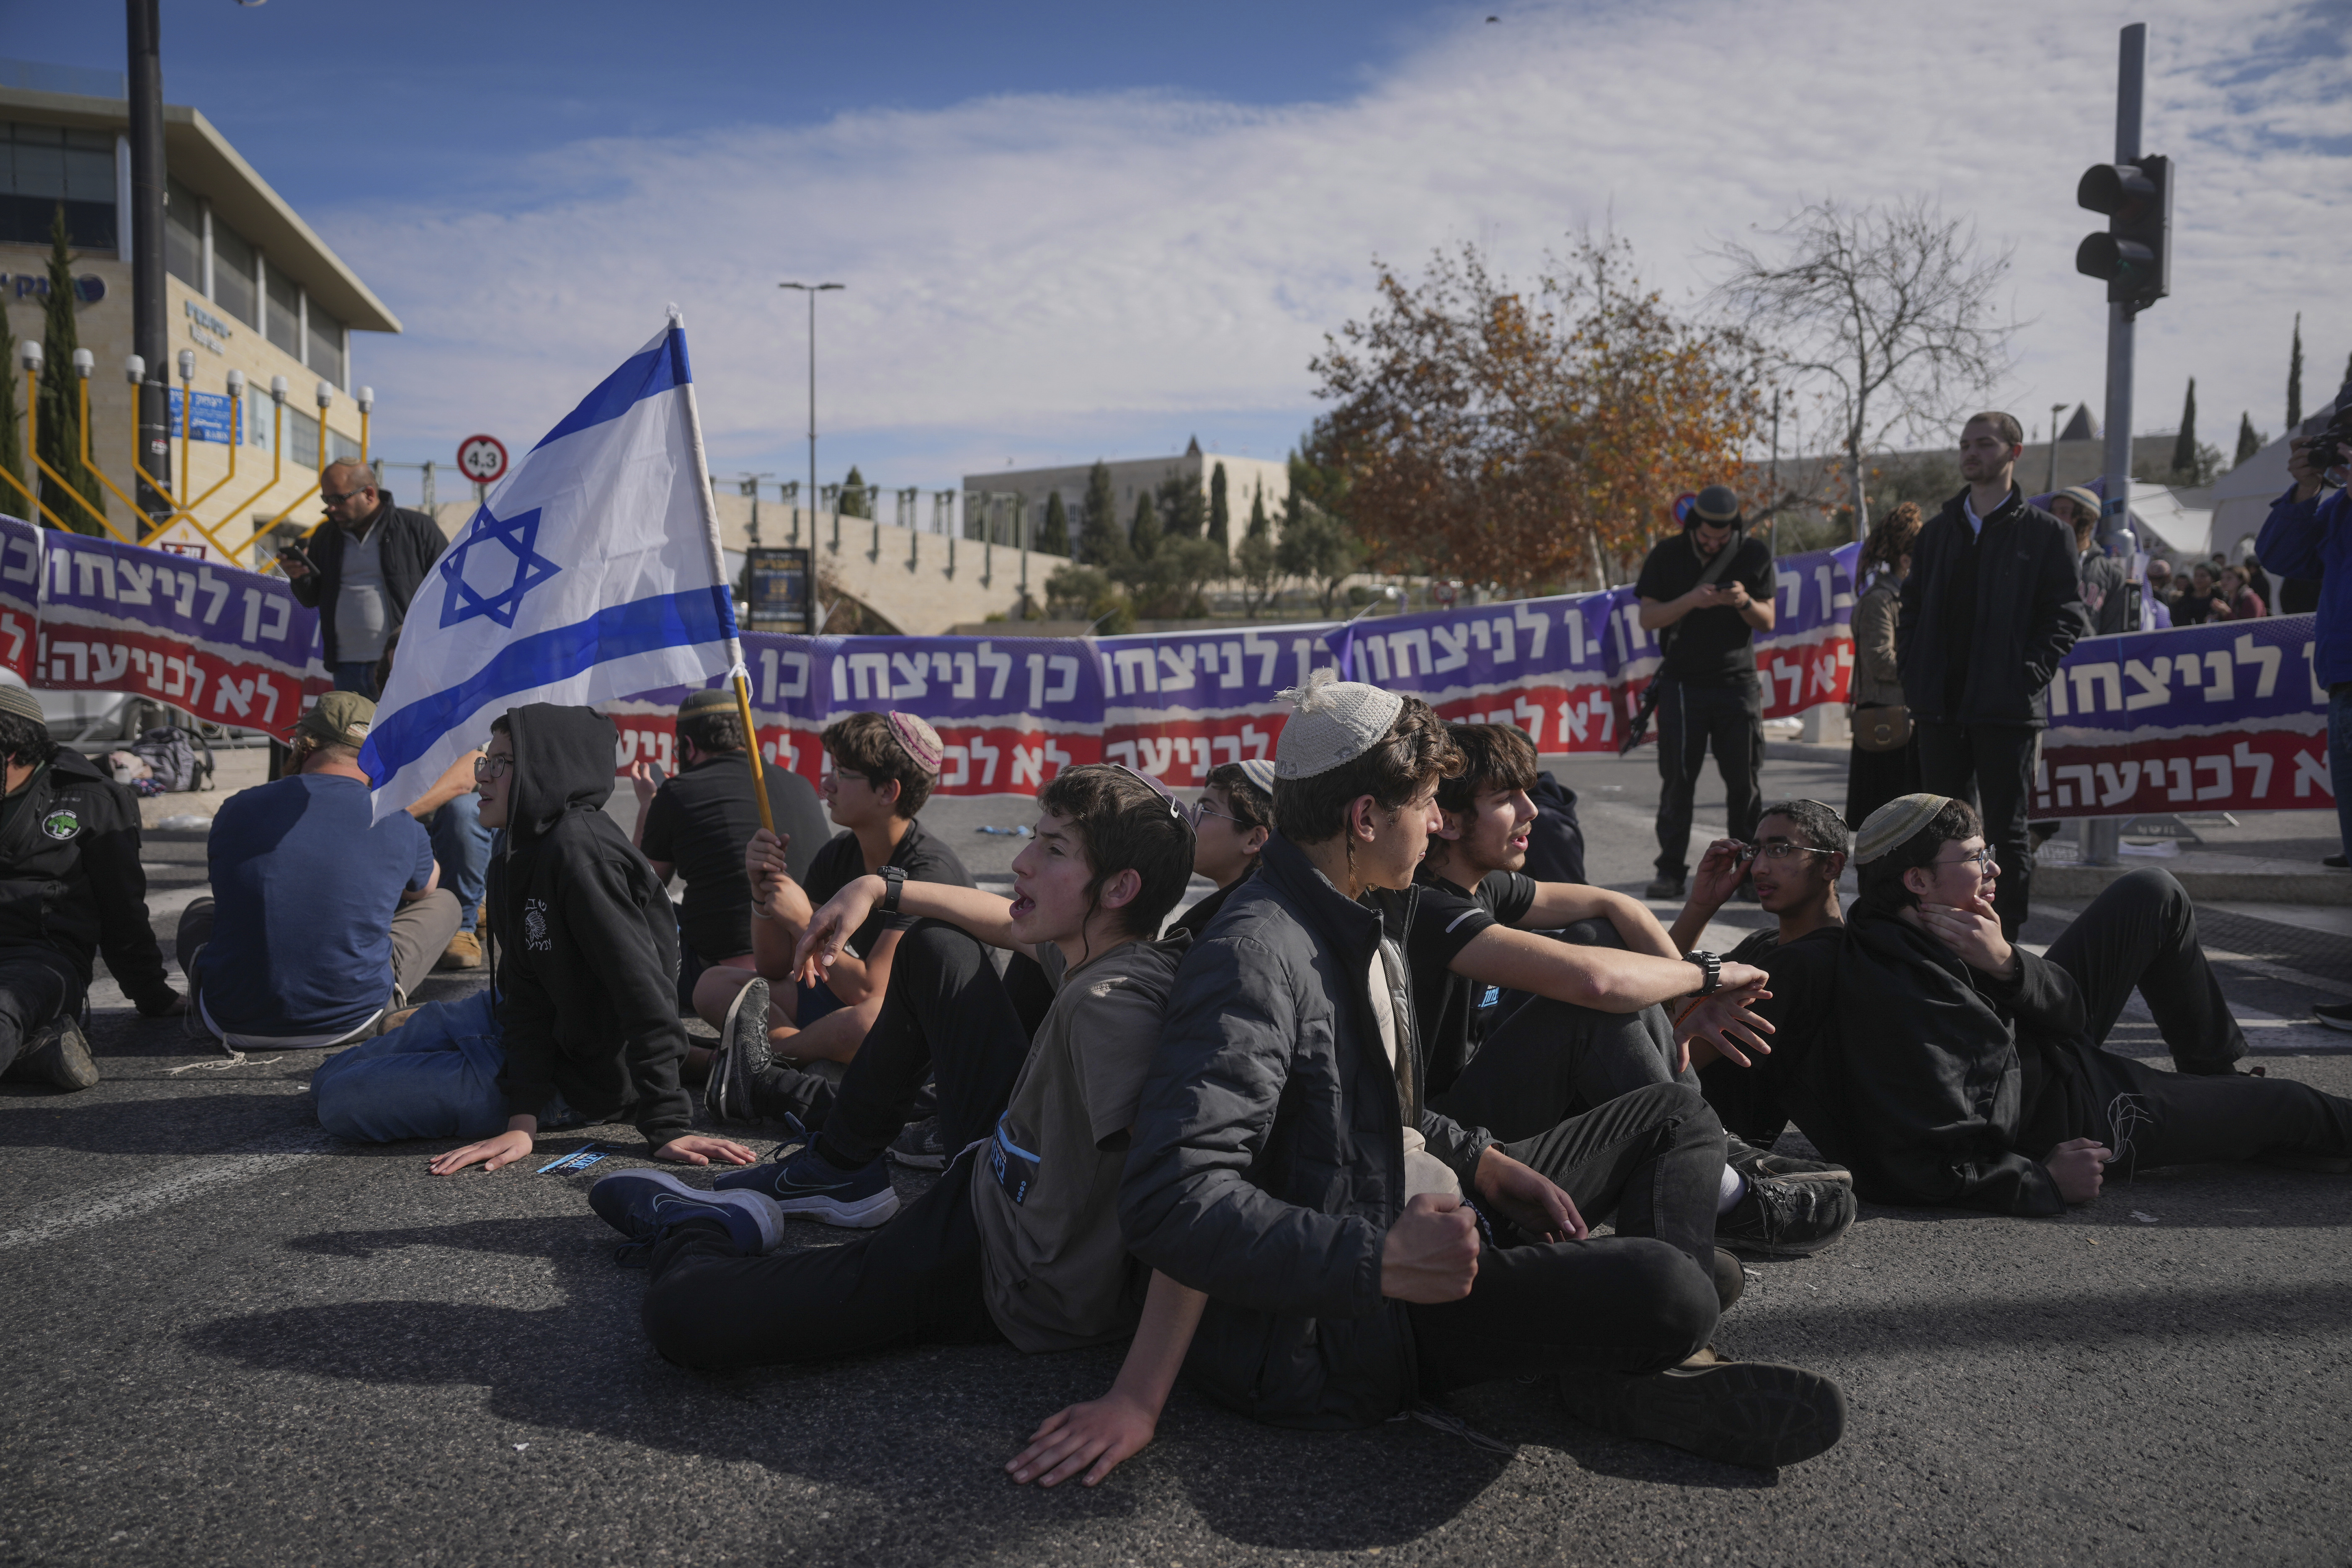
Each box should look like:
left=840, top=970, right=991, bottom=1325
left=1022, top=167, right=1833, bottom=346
left=2075, top=155, right=2171, bottom=316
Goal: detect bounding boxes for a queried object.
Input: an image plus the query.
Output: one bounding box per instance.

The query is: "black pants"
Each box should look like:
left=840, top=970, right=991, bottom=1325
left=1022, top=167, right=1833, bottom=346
left=1411, top=1082, right=1725, bottom=1393
left=1914, top=720, right=2037, bottom=938
left=0, top=957, right=80, bottom=1077
left=1432, top=995, right=1692, bottom=1145
left=2048, top=869, right=2352, bottom=1171
left=1654, top=677, right=1763, bottom=878
left=644, top=1150, right=1003, bottom=1369
left=1844, top=734, right=1921, bottom=832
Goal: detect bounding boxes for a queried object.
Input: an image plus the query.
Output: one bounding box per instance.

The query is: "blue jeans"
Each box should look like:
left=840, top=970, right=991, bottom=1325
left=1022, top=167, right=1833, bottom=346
left=430, top=792, right=495, bottom=932
left=310, top=990, right=574, bottom=1143
left=330, top=660, right=379, bottom=699
left=2333, top=686, right=2352, bottom=859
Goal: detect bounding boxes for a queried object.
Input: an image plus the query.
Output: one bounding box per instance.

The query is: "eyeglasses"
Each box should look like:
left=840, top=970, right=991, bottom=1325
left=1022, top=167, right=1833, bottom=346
left=1734, top=841, right=1836, bottom=865
left=1109, top=763, right=1201, bottom=831
left=473, top=753, right=513, bottom=781
left=1929, top=846, right=1999, bottom=874
left=1195, top=799, right=1247, bottom=827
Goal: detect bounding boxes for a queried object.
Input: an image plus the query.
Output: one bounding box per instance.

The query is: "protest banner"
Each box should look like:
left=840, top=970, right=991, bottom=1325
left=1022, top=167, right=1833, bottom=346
left=0, top=519, right=40, bottom=685
left=1096, top=621, right=1331, bottom=785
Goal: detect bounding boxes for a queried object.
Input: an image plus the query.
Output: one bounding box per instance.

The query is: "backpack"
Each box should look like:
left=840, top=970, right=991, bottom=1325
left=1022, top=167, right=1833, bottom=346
left=126, top=725, right=215, bottom=793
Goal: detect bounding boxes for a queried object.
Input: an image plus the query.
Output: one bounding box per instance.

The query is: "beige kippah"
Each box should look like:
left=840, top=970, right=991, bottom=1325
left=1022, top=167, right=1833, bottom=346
left=1853, top=793, right=1951, bottom=863
left=1274, top=668, right=1405, bottom=779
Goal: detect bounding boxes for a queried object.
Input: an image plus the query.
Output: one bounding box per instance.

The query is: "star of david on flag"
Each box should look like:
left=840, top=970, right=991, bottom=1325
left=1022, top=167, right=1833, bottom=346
left=361, top=313, right=742, bottom=820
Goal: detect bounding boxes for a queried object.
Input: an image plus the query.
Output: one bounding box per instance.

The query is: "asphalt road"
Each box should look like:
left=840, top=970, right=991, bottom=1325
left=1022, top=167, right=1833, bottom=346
left=3, top=751, right=2348, bottom=1566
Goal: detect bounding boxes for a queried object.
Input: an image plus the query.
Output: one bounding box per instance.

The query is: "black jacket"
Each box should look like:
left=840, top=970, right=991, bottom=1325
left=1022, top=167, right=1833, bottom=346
left=1519, top=770, right=1585, bottom=886
left=1897, top=486, right=2083, bottom=727
left=1120, top=833, right=1494, bottom=1431
left=0, top=749, right=175, bottom=1011
left=287, top=503, right=449, bottom=665
left=487, top=704, right=694, bottom=1149
left=1823, top=908, right=2090, bottom=1217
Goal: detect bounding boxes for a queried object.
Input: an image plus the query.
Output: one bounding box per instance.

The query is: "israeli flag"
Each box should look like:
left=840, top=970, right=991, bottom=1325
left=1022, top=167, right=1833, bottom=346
left=362, top=313, right=740, bottom=818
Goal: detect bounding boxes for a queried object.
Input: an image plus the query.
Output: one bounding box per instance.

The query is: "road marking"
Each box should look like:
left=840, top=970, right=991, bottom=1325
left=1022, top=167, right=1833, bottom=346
left=0, top=1127, right=340, bottom=1253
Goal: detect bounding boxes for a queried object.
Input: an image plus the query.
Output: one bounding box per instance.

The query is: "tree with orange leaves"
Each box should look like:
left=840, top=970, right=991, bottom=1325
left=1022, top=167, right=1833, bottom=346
left=1311, top=234, right=1764, bottom=596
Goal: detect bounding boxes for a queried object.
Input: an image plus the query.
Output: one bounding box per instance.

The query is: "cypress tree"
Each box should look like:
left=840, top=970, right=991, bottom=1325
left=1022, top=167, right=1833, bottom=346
left=36, top=205, right=105, bottom=535
left=2235, top=413, right=2262, bottom=467
left=1208, top=461, right=1230, bottom=555
left=2170, top=379, right=2196, bottom=477
left=1247, top=482, right=1269, bottom=540
left=1076, top=461, right=1125, bottom=568
left=2287, top=313, right=2303, bottom=430
left=1037, top=490, right=1070, bottom=556
left=839, top=465, right=872, bottom=519
left=0, top=293, right=19, bottom=507
left=1129, top=491, right=1161, bottom=560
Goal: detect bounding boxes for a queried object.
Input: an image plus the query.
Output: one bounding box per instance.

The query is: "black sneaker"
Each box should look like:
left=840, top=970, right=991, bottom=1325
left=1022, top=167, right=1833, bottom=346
left=1644, top=874, right=1687, bottom=900
left=713, top=1140, right=900, bottom=1228
left=705, top=977, right=771, bottom=1124
left=2323, top=853, right=2348, bottom=870
left=2314, top=1001, right=2352, bottom=1033
left=886, top=1115, right=952, bottom=1170
left=1717, top=1175, right=1856, bottom=1256
left=1555, top=1357, right=1847, bottom=1469
left=1726, top=1135, right=1852, bottom=1186
left=20, top=1016, right=98, bottom=1091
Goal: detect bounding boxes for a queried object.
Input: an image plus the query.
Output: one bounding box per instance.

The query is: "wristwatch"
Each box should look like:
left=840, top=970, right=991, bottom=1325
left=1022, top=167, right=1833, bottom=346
left=879, top=864, right=907, bottom=915
left=1685, top=949, right=1722, bottom=996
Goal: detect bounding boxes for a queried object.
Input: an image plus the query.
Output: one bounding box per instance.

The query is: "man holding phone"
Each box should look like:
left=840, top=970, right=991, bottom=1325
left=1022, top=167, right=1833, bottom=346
left=281, top=459, right=450, bottom=698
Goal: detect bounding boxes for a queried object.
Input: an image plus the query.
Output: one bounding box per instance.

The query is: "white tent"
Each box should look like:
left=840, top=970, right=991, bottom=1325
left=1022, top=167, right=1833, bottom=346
left=2117, top=483, right=2215, bottom=560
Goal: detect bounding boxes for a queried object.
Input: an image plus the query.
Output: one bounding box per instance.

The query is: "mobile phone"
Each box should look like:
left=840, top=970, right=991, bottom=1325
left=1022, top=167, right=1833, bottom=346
left=647, top=763, right=667, bottom=787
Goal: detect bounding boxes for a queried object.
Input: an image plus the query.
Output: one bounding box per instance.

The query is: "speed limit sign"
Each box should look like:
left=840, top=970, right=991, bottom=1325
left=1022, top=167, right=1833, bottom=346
left=457, top=434, right=508, bottom=485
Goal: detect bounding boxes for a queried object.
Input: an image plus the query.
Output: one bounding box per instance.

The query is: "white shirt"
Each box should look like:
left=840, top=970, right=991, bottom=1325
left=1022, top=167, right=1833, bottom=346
left=1367, top=943, right=1462, bottom=1202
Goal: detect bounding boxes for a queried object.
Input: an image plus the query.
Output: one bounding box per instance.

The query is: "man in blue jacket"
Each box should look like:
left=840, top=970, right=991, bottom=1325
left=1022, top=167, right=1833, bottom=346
left=2256, top=387, right=2352, bottom=1030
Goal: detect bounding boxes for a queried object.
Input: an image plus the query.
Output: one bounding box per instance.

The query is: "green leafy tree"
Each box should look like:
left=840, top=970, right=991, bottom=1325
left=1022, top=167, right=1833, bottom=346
left=36, top=206, right=104, bottom=535
left=2235, top=412, right=2264, bottom=467
left=1235, top=530, right=1281, bottom=617
left=1208, top=461, right=1230, bottom=556
left=1036, top=490, right=1070, bottom=556
left=1116, top=535, right=1225, bottom=619
left=1277, top=501, right=1363, bottom=617
left=1044, top=561, right=1132, bottom=632
left=2171, top=378, right=2197, bottom=477
left=0, top=293, right=20, bottom=506
left=839, top=465, right=872, bottom=519
left=2288, top=314, right=2303, bottom=431
left=1076, top=460, right=1125, bottom=568
left=1246, top=482, right=1270, bottom=540
left=1129, top=491, right=1161, bottom=560
left=1155, top=471, right=1204, bottom=540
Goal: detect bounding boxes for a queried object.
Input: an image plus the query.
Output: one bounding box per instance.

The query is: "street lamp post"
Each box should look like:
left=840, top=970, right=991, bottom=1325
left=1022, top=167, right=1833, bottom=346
left=779, top=281, right=844, bottom=549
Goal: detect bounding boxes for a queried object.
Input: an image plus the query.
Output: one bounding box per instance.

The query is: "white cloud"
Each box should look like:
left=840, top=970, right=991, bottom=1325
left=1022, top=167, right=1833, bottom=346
left=325, top=0, right=2349, bottom=488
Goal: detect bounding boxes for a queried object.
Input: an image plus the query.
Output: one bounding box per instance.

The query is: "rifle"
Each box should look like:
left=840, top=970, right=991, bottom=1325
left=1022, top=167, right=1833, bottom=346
left=1618, top=526, right=1748, bottom=755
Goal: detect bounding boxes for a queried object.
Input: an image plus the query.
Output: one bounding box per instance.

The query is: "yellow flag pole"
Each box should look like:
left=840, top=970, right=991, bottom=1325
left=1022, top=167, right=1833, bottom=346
left=731, top=668, right=776, bottom=837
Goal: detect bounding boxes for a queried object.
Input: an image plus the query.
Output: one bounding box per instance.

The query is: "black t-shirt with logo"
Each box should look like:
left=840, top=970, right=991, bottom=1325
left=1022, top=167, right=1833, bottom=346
left=639, top=752, right=830, bottom=963
left=1633, top=532, right=1777, bottom=686
left=800, top=816, right=975, bottom=957
left=1395, top=868, right=1539, bottom=1097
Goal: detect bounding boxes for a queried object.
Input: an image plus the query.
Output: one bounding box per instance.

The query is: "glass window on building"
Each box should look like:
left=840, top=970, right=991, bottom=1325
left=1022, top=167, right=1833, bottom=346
left=264, top=264, right=300, bottom=359
left=306, top=302, right=344, bottom=388
left=288, top=404, right=320, bottom=472
left=327, top=428, right=362, bottom=465
left=211, top=219, right=256, bottom=329
left=164, top=173, right=203, bottom=291
left=0, top=122, right=118, bottom=250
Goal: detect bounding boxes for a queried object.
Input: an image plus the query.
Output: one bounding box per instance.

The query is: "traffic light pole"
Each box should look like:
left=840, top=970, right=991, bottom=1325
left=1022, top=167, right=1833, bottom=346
left=2084, top=22, right=2147, bottom=870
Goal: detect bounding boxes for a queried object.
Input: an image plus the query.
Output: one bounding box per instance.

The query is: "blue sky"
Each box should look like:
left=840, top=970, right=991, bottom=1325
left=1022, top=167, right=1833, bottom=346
left=12, top=0, right=2347, bottom=501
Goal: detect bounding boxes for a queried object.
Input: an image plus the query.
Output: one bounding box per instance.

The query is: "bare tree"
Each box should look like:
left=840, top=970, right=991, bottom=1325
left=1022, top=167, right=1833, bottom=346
left=1712, top=197, right=2017, bottom=540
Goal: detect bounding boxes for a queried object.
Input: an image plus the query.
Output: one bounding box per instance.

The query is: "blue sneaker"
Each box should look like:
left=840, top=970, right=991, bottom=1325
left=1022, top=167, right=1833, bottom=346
left=712, top=1140, right=901, bottom=1228
left=588, top=1171, right=786, bottom=1263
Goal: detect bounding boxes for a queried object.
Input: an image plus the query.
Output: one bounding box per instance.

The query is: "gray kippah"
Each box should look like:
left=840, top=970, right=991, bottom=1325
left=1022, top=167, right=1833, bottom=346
left=1853, top=793, right=1951, bottom=863
left=0, top=683, right=46, bottom=729
left=1274, top=668, right=1405, bottom=780
left=1235, top=757, right=1277, bottom=795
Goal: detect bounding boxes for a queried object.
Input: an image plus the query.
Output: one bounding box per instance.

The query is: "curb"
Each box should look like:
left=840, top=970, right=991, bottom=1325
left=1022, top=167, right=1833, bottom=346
left=2034, top=864, right=2352, bottom=905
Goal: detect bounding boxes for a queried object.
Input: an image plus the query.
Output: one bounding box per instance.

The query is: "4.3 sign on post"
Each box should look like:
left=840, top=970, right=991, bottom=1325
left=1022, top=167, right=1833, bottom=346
left=457, top=434, right=509, bottom=485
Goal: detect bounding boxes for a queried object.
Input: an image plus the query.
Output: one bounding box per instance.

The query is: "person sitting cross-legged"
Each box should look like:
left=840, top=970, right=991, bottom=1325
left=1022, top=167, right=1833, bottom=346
left=1118, top=674, right=1848, bottom=1471
left=1409, top=723, right=1854, bottom=1259
left=178, top=692, right=461, bottom=1052
left=588, top=765, right=1218, bottom=1488
left=310, top=704, right=753, bottom=1176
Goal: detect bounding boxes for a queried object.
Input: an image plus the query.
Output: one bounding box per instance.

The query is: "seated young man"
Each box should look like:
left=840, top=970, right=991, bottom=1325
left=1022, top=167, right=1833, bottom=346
left=1709, top=793, right=2352, bottom=1214
left=180, top=692, right=461, bottom=1051
left=0, top=685, right=181, bottom=1091
left=1119, top=674, right=1847, bottom=1471
left=1410, top=724, right=1852, bottom=1257
left=693, top=711, right=971, bottom=1122
left=629, top=687, right=828, bottom=1040
left=1172, top=757, right=1273, bottom=935
left=587, top=764, right=1216, bottom=1488
left=311, top=704, right=752, bottom=1176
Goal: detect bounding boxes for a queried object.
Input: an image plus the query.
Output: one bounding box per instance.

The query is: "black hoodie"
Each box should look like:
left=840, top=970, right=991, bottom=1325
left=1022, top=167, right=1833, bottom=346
left=0, top=748, right=175, bottom=1011
left=487, top=704, right=693, bottom=1150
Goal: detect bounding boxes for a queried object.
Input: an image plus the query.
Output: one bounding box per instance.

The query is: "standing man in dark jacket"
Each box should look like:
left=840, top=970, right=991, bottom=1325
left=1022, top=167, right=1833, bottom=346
left=1632, top=486, right=1777, bottom=900
left=1899, top=413, right=2084, bottom=938
left=312, top=704, right=753, bottom=1175
left=1119, top=672, right=1847, bottom=1470
left=0, top=686, right=181, bottom=1090
left=281, top=459, right=450, bottom=697
left=2255, top=395, right=2352, bottom=894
